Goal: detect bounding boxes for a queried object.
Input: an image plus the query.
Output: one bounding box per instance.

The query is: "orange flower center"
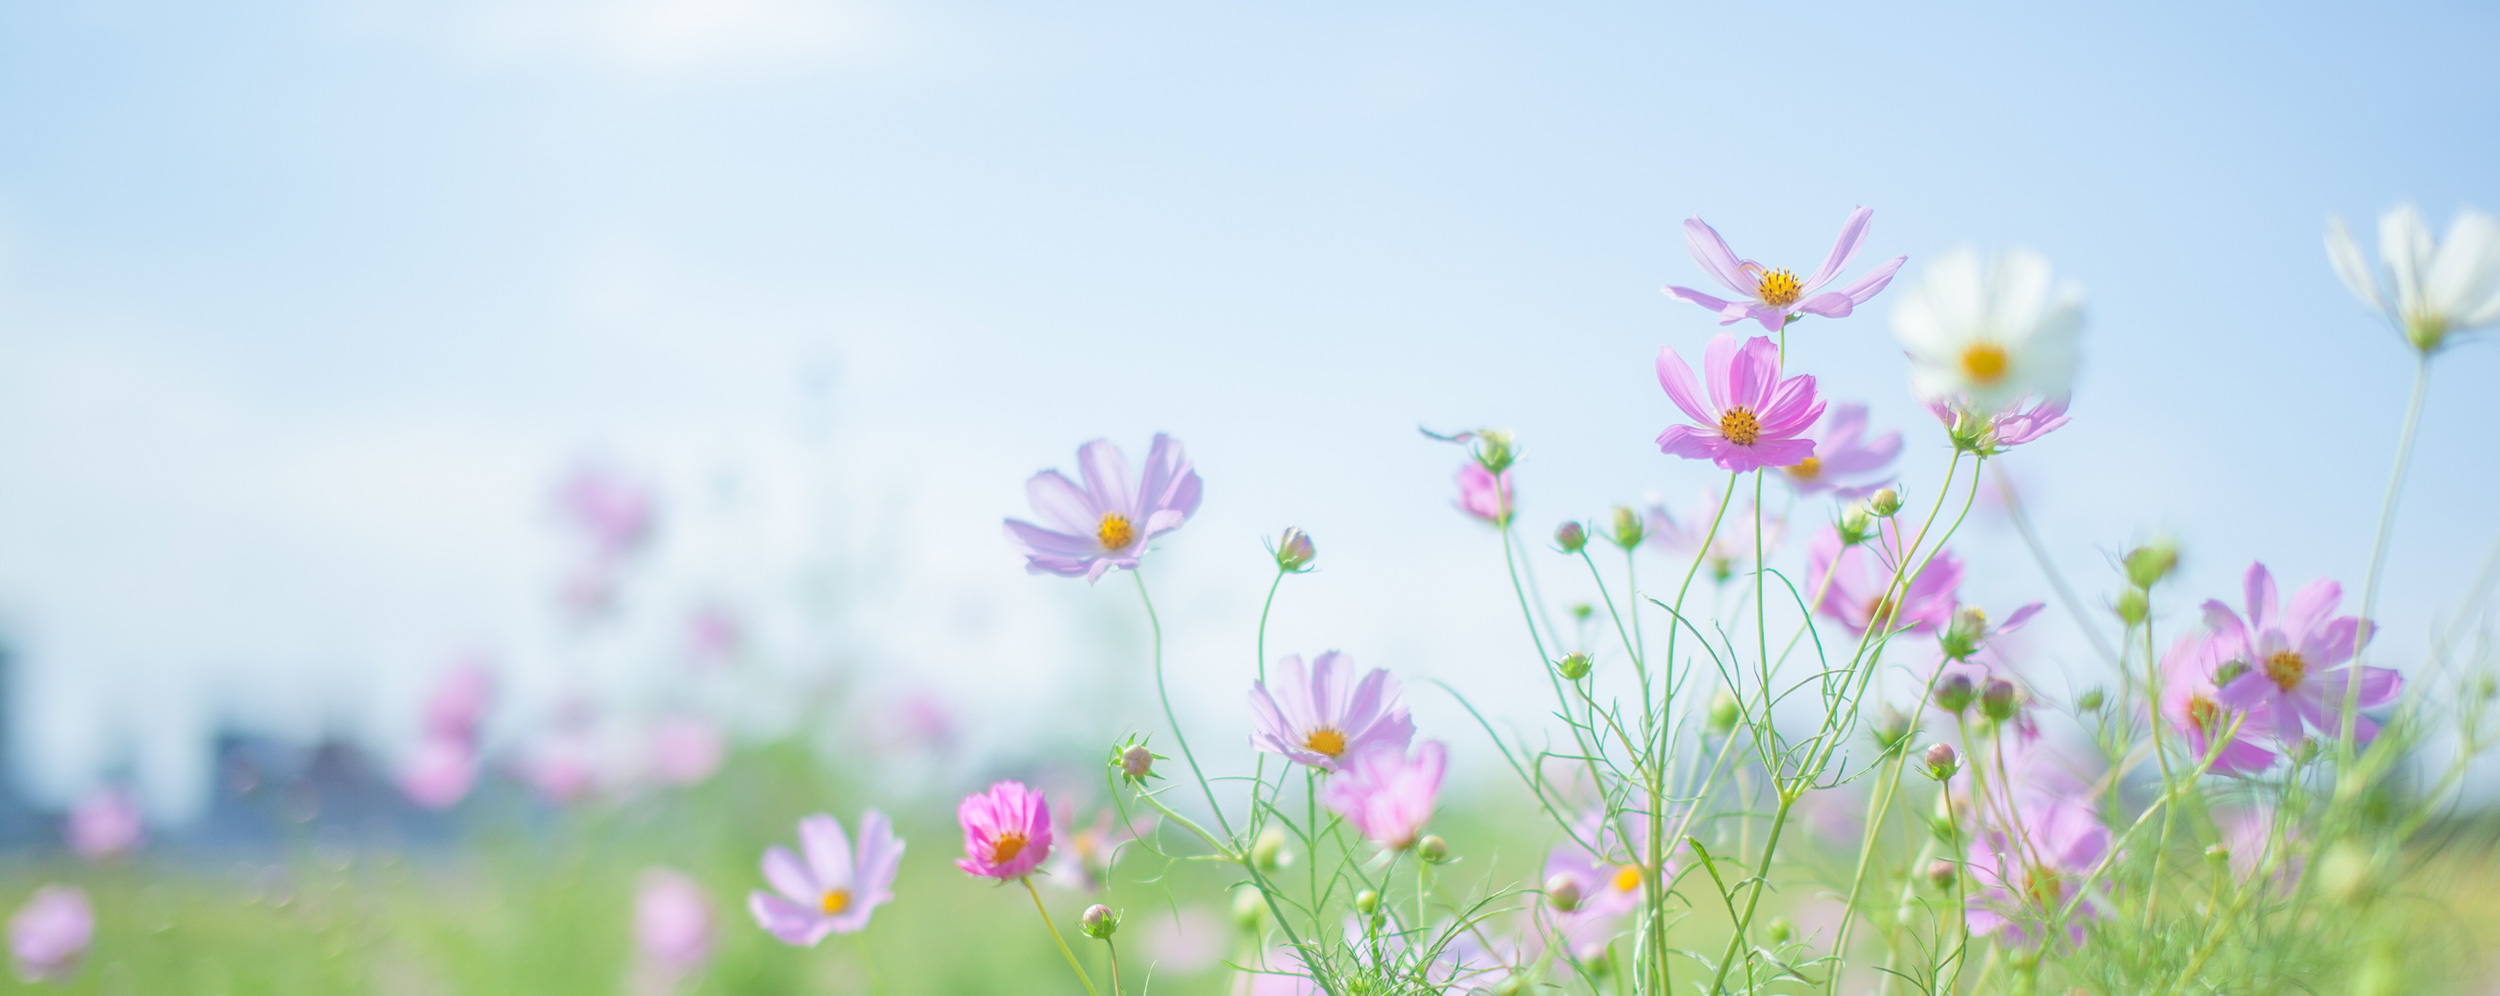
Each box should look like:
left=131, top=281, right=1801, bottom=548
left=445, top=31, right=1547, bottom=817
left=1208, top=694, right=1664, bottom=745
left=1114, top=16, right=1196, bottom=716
left=1096, top=513, right=1135, bottom=551
left=1304, top=728, right=1348, bottom=758
left=1864, top=594, right=1900, bottom=628
left=1612, top=865, right=1643, bottom=893
left=2186, top=695, right=2221, bottom=731
left=992, top=832, right=1029, bottom=866
left=2264, top=651, right=2306, bottom=691
left=2021, top=865, right=2064, bottom=906
left=1719, top=406, right=1762, bottom=446
left=1787, top=455, right=1821, bottom=481
left=820, top=888, right=852, bottom=914
left=1756, top=268, right=1802, bottom=308
left=1960, top=343, right=2010, bottom=384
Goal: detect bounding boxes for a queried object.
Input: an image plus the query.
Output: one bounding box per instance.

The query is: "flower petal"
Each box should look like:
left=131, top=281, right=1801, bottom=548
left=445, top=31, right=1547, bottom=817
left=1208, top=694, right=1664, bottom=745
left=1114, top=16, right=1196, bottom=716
left=799, top=814, right=855, bottom=892
left=762, top=845, right=817, bottom=905
left=1076, top=439, right=1135, bottom=520
left=1026, top=471, right=1100, bottom=535
left=1683, top=217, right=1756, bottom=297
left=2324, top=215, right=2385, bottom=313
left=2380, top=205, right=2436, bottom=318
left=1654, top=346, right=1715, bottom=425
left=1802, top=206, right=1873, bottom=294
left=1701, top=334, right=1741, bottom=412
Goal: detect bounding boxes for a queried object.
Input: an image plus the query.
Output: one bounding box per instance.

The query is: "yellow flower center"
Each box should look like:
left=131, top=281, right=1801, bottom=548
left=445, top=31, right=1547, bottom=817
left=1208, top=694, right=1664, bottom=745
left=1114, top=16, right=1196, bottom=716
left=2186, top=695, right=2221, bottom=731
left=1718, top=406, right=1761, bottom=446
left=991, top=832, right=1029, bottom=866
left=820, top=888, right=852, bottom=915
left=1755, top=268, right=1802, bottom=308
left=1787, top=455, right=1821, bottom=481
left=1304, top=727, right=1348, bottom=758
left=1864, top=594, right=1899, bottom=628
left=1612, top=865, right=1643, bottom=893
left=2264, top=651, right=2306, bottom=691
left=1960, top=342, right=2010, bottom=384
left=1096, top=513, right=1135, bottom=551
left=2022, top=865, right=2064, bottom=906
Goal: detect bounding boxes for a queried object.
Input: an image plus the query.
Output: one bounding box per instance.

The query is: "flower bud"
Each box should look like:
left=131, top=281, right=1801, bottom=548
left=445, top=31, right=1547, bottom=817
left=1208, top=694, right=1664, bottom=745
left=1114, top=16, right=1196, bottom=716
left=1275, top=527, right=1316, bottom=572
left=1868, top=488, right=1902, bottom=518
left=1119, top=743, right=1156, bottom=781
left=2077, top=687, right=2105, bottom=711
left=2294, top=736, right=2321, bottom=766
left=1836, top=505, right=1874, bottom=546
left=1555, top=652, right=1592, bottom=682
left=1554, top=521, right=1588, bottom=553
left=1231, top=886, right=1267, bottom=931
left=1252, top=825, right=1292, bottom=873
left=1569, top=603, right=1594, bottom=622
left=2124, top=539, right=2179, bottom=590
left=1416, top=835, right=1449, bottom=863
left=1872, top=706, right=1913, bottom=749
left=1708, top=690, right=1740, bottom=734
left=1979, top=678, right=2019, bottom=722
left=1354, top=889, right=1382, bottom=915
left=1925, top=859, right=1958, bottom=890
left=1939, top=606, right=1987, bottom=661
left=1608, top=505, right=1646, bottom=550
left=1931, top=674, right=1977, bottom=714
left=1544, top=873, right=1583, bottom=912
left=2216, top=658, right=2251, bottom=685
left=1923, top=742, right=1959, bottom=780
left=1472, top=431, right=1517, bottom=474
left=2115, top=588, right=2149, bottom=626
left=2203, top=843, right=2230, bottom=867
left=1079, top=903, right=1119, bottom=940
left=1765, top=915, right=1793, bottom=944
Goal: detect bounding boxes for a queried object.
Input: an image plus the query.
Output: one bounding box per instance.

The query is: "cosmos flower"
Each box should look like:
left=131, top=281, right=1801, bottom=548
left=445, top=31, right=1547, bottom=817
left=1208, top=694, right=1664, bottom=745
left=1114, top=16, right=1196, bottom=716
left=2206, top=562, right=2401, bottom=745
left=1646, top=490, right=1784, bottom=585
left=646, top=715, right=727, bottom=787
left=554, top=463, right=658, bottom=561
left=64, top=788, right=142, bottom=861
left=1539, top=811, right=1666, bottom=922
left=1806, top=522, right=1964, bottom=636
left=398, top=737, right=480, bottom=811
left=8, top=886, right=90, bottom=984
left=1663, top=207, right=1907, bottom=332
left=632, top=868, right=715, bottom=995
left=956, top=781, right=1054, bottom=880
left=1964, top=791, right=2109, bottom=949
left=2156, top=633, right=2277, bottom=775
left=1925, top=396, right=2071, bottom=455
left=1005, top=435, right=1204, bottom=583
left=1044, top=806, right=1146, bottom=894
left=1321, top=741, right=1446, bottom=850
left=1655, top=334, right=1825, bottom=472
left=2325, top=204, right=2500, bottom=353
left=1456, top=463, right=1516, bottom=525
left=1248, top=652, right=1417, bottom=772
left=423, top=658, right=497, bottom=744
left=749, top=812, right=904, bottom=944
left=1778, top=403, right=1900, bottom=500
left=2215, top=806, right=2301, bottom=892
left=1893, top=249, right=2082, bottom=443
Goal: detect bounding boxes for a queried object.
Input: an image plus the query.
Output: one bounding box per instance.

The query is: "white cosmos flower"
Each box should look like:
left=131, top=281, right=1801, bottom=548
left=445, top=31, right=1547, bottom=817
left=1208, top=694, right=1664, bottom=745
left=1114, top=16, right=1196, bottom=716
left=1891, top=249, right=2083, bottom=414
left=2324, top=205, right=2500, bottom=354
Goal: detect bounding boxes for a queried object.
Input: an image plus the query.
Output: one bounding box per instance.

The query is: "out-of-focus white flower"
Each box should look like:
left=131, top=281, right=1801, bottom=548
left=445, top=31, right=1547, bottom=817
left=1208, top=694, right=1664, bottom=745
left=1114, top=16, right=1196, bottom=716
left=1892, top=249, right=2082, bottom=414
left=2326, top=204, right=2500, bottom=353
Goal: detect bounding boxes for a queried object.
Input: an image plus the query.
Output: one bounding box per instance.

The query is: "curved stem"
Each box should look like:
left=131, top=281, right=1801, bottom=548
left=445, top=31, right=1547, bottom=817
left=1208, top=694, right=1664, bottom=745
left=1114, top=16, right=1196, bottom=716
left=2345, top=354, right=2432, bottom=759
left=1256, top=567, right=1286, bottom=684
left=1025, top=876, right=1102, bottom=996
left=1133, top=568, right=1235, bottom=839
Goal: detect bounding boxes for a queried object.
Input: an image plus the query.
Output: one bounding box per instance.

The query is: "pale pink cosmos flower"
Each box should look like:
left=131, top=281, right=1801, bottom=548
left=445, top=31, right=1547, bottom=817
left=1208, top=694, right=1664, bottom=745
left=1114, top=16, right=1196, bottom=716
left=1139, top=908, right=1225, bottom=975
left=1964, top=790, right=2108, bottom=949
left=1806, top=522, right=1963, bottom=636
left=2205, top=562, right=2400, bottom=745
left=749, top=812, right=904, bottom=944
left=2157, top=633, right=2276, bottom=775
left=1321, top=741, right=1446, bottom=850
left=2216, top=806, right=2301, bottom=892
left=1646, top=490, right=1784, bottom=584
left=1926, top=397, right=2072, bottom=455
left=64, top=788, right=142, bottom=861
left=632, top=867, right=714, bottom=995
left=956, top=781, right=1054, bottom=880
left=424, top=658, right=496, bottom=744
left=8, top=886, right=90, bottom=984
left=1455, top=463, right=1515, bottom=525
left=684, top=606, right=743, bottom=669
left=399, top=737, right=479, bottom=811
left=1248, top=652, right=1416, bottom=772
left=1664, top=207, right=1907, bottom=332
left=554, top=463, right=658, bottom=561
left=1044, top=806, right=1146, bottom=893
left=1656, top=334, right=1825, bottom=472
left=1539, top=810, right=1667, bottom=923
left=1779, top=403, right=1900, bottom=500
left=646, top=715, right=727, bottom=787
left=1005, top=435, right=1203, bottom=583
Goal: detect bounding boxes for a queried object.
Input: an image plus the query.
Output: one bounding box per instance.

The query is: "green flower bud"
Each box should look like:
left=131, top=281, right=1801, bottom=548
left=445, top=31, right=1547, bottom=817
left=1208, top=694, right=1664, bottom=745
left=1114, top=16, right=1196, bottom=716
left=2124, top=539, right=2179, bottom=589
left=1354, top=889, right=1382, bottom=915
left=2115, top=589, right=2149, bottom=626
left=1554, top=521, right=1588, bottom=553
left=1079, top=903, right=1119, bottom=940
left=2203, top=843, right=2230, bottom=867
left=1231, top=886, right=1267, bottom=931
left=1923, top=742, right=1959, bottom=780
left=1252, top=826, right=1292, bottom=873
left=1609, top=505, right=1646, bottom=550
left=1708, top=690, right=1740, bottom=733
left=1980, top=679, right=2020, bottom=722
left=1939, top=606, right=1988, bottom=661
left=1872, top=705, right=1914, bottom=749
left=1931, top=674, right=1977, bottom=714
left=1569, top=603, right=1594, bottom=622
left=1926, top=859, right=1958, bottom=890
left=2077, top=687, right=2105, bottom=711
left=1544, top=873, right=1582, bottom=912
left=1766, top=915, right=1793, bottom=944
left=1274, top=527, right=1316, bottom=572
left=1472, top=431, right=1516, bottom=474
left=1555, top=652, right=1593, bottom=682
left=1868, top=488, right=1902, bottom=517
left=1836, top=505, right=1874, bottom=546
left=1416, top=835, right=1449, bottom=864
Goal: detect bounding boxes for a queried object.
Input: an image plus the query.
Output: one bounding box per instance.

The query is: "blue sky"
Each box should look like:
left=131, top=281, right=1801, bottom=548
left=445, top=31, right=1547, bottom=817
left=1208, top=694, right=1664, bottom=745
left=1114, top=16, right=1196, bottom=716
left=2, top=0, right=2496, bottom=818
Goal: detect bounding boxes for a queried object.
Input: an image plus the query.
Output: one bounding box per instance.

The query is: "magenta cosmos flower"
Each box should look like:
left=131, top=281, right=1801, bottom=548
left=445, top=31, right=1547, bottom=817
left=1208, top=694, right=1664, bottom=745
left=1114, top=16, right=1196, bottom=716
left=1656, top=334, right=1824, bottom=472
left=1248, top=652, right=1416, bottom=771
left=1456, top=463, right=1515, bottom=525
left=2157, top=633, right=2276, bottom=775
left=65, top=788, right=142, bottom=861
left=1778, top=403, right=1899, bottom=499
left=2204, top=562, right=2399, bottom=744
left=1964, top=791, right=2108, bottom=950
left=1664, top=207, right=1907, bottom=332
left=956, top=780, right=1054, bottom=880
left=1806, top=522, right=1963, bottom=635
left=399, top=737, right=479, bottom=811
left=748, top=811, right=904, bottom=944
left=8, top=886, right=89, bottom=984
left=634, top=867, right=715, bottom=991
left=1321, top=741, right=1446, bottom=849
left=1004, top=434, right=1204, bottom=583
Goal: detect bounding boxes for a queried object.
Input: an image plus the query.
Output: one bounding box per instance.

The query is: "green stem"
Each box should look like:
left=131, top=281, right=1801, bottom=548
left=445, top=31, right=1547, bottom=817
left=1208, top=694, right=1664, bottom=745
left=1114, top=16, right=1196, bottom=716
left=1256, top=567, right=1286, bottom=684
left=1133, top=569, right=1235, bottom=839
left=1025, top=876, right=1102, bottom=996
left=2345, top=354, right=2432, bottom=760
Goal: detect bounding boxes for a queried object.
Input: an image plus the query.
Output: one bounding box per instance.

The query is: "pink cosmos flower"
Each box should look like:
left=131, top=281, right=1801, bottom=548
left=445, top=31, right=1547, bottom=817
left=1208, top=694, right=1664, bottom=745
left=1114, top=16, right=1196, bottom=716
left=1927, top=396, right=2071, bottom=455
left=554, top=463, right=658, bottom=562
left=64, top=788, right=142, bottom=861
left=1005, top=435, right=1204, bottom=584
left=1806, top=523, right=1963, bottom=636
left=424, top=658, right=497, bottom=744
left=1455, top=463, right=1515, bottom=525
left=2216, top=806, right=2301, bottom=892
left=1779, top=403, right=1900, bottom=500
left=1656, top=334, right=1825, bottom=472
left=1646, top=490, right=1784, bottom=584
left=1964, top=791, right=2108, bottom=949
left=646, top=715, right=727, bottom=787
left=1139, top=909, right=1225, bottom=975
left=1248, top=652, right=1417, bottom=771
left=1238, top=948, right=1324, bottom=996
left=2157, top=633, right=2276, bottom=775
left=633, top=867, right=715, bottom=994
left=1321, top=741, right=1446, bottom=850
left=8, top=886, right=90, bottom=984
left=956, top=781, right=1054, bottom=880
left=749, top=812, right=904, bottom=944
left=1044, top=806, right=1145, bottom=893
left=399, top=737, right=480, bottom=811
left=2205, top=562, right=2400, bottom=745
left=1664, top=207, right=1907, bottom=332
left=1539, top=811, right=1666, bottom=923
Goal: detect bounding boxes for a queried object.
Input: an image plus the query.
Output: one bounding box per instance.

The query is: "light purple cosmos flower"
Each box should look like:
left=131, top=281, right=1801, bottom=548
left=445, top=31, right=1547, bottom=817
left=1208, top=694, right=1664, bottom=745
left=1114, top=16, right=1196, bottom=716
left=1964, top=791, right=2108, bottom=949
left=1779, top=403, right=1900, bottom=500
left=1539, top=811, right=1666, bottom=923
left=399, top=737, right=479, bottom=811
left=2157, top=633, right=2276, bottom=776
left=646, top=715, right=727, bottom=787
left=554, top=463, right=658, bottom=561
left=1926, top=396, right=2072, bottom=455
left=1005, top=434, right=1204, bottom=583
left=1248, top=652, right=1417, bottom=771
left=64, top=788, right=142, bottom=861
left=1656, top=334, right=1825, bottom=472
left=1664, top=207, right=1907, bottom=332
left=1455, top=463, right=1514, bottom=525
left=1646, top=490, right=1784, bottom=585
left=632, top=867, right=714, bottom=995
left=2216, top=806, right=2301, bottom=892
left=749, top=811, right=904, bottom=944
left=8, top=886, right=90, bottom=984
left=423, top=658, right=496, bottom=744
left=956, top=781, right=1054, bottom=880
left=1044, top=806, right=1146, bottom=894
left=1321, top=741, right=1446, bottom=849
left=2205, top=562, right=2400, bottom=745
left=1806, top=523, right=1963, bottom=636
